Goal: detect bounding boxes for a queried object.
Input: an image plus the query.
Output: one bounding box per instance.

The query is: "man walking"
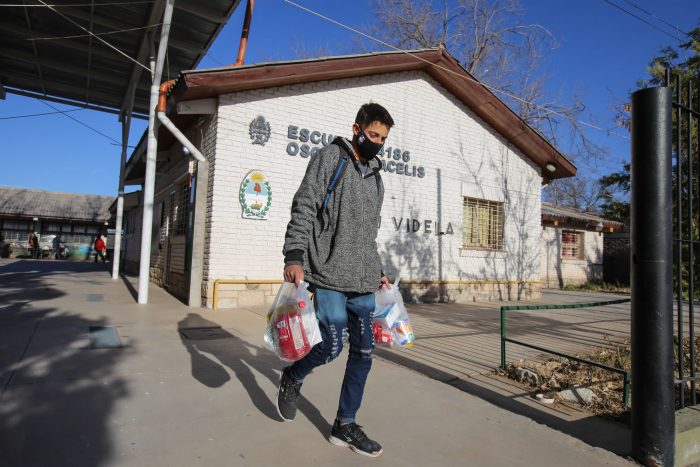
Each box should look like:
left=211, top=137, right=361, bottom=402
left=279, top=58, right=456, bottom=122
left=278, top=103, right=393, bottom=457
left=94, top=235, right=106, bottom=263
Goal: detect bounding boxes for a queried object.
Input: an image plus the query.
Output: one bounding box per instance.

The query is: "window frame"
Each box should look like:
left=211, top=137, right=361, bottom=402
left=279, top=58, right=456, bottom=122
left=462, top=197, right=505, bottom=251
left=561, top=229, right=585, bottom=260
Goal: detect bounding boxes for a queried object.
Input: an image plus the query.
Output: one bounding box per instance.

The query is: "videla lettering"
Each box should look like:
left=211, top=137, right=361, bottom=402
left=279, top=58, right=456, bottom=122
left=391, top=217, right=454, bottom=235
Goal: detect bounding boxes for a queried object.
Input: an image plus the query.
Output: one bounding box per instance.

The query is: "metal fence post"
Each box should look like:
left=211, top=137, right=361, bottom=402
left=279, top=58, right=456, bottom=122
left=500, top=307, right=506, bottom=370
left=630, top=86, right=675, bottom=466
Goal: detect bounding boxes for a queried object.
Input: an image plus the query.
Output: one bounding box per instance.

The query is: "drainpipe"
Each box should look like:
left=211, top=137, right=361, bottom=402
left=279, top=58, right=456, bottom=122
left=156, top=81, right=205, bottom=162
left=232, top=0, right=254, bottom=66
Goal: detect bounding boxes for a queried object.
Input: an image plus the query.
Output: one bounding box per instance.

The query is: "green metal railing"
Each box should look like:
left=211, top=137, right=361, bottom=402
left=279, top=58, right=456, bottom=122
left=500, top=299, right=632, bottom=407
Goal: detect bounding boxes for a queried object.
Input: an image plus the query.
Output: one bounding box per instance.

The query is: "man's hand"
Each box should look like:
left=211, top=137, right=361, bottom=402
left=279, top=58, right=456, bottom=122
left=284, top=264, right=304, bottom=287
left=379, top=275, right=391, bottom=289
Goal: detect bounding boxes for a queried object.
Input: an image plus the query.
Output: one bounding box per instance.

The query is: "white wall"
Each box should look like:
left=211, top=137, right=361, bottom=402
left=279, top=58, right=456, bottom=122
left=207, top=71, right=543, bottom=285
left=540, top=226, right=603, bottom=287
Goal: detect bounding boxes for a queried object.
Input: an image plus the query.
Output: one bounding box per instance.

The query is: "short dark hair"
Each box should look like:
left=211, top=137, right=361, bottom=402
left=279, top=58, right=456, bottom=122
left=355, top=103, right=394, bottom=128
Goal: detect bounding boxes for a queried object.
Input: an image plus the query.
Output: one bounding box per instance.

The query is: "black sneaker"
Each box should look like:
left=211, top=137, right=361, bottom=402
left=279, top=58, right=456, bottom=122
left=329, top=421, right=383, bottom=457
left=276, top=367, right=302, bottom=421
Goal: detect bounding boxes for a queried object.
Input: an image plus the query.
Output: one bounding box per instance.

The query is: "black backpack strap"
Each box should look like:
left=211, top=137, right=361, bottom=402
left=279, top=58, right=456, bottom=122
left=322, top=154, right=349, bottom=210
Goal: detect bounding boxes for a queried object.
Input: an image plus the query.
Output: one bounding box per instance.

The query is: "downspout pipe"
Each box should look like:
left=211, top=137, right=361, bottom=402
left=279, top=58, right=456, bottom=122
left=156, top=80, right=205, bottom=163
left=232, top=0, right=254, bottom=66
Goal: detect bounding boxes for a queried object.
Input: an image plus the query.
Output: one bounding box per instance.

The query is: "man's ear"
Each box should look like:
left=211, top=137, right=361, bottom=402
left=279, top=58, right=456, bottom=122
left=351, top=123, right=361, bottom=136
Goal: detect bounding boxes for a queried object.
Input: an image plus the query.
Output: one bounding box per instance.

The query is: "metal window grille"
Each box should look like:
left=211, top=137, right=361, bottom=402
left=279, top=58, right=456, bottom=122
left=463, top=198, right=504, bottom=249
left=561, top=230, right=584, bottom=259
left=169, top=181, right=190, bottom=237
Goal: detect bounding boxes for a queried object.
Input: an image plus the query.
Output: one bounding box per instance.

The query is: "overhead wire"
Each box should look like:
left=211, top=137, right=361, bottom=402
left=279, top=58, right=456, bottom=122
left=1, top=1, right=154, bottom=6
left=619, top=0, right=691, bottom=38
left=599, top=0, right=685, bottom=43
left=36, top=0, right=152, bottom=73
left=25, top=23, right=162, bottom=41
left=39, top=99, right=120, bottom=144
left=281, top=0, right=629, bottom=141
left=0, top=108, right=84, bottom=120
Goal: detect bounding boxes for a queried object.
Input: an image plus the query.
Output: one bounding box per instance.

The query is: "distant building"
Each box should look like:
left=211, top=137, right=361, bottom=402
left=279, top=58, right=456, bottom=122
left=540, top=203, right=624, bottom=288
left=0, top=187, right=113, bottom=258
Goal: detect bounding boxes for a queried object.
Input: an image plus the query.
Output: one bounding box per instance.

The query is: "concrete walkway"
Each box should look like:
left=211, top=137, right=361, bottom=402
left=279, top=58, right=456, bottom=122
left=0, top=260, right=635, bottom=466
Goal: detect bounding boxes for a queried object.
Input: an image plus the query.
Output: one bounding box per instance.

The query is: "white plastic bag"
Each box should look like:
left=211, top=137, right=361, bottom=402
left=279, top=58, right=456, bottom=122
left=372, top=278, right=415, bottom=349
left=264, top=282, right=322, bottom=362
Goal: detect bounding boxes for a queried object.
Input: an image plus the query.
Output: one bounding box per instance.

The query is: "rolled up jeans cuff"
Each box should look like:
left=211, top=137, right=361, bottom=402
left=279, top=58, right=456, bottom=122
left=336, top=416, right=355, bottom=424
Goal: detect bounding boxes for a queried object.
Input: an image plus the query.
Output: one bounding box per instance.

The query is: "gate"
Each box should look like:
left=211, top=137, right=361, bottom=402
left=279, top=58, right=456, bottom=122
left=665, top=70, right=699, bottom=409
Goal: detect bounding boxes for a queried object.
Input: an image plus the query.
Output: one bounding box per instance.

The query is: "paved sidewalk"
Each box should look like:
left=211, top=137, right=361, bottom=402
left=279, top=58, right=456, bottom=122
left=0, top=260, right=634, bottom=466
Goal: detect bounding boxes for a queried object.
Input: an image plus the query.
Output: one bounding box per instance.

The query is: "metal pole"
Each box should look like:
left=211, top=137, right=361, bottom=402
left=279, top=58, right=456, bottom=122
left=112, top=111, right=132, bottom=279
left=137, top=0, right=175, bottom=304
left=500, top=307, right=506, bottom=370
left=630, top=86, right=675, bottom=466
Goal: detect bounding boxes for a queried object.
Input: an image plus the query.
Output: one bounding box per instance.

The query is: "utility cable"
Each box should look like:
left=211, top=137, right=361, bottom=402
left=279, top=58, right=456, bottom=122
left=25, top=23, right=162, bottom=41
left=600, top=0, right=684, bottom=43
left=39, top=99, right=120, bottom=144
left=36, top=0, right=152, bottom=73
left=619, top=0, right=691, bottom=38
left=0, top=108, right=83, bottom=120
left=1, top=1, right=154, bottom=6
left=281, top=0, right=629, bottom=141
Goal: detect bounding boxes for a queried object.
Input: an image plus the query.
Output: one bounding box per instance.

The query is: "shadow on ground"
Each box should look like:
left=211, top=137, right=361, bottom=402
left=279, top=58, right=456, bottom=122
left=374, top=346, right=632, bottom=457
left=176, top=313, right=333, bottom=437
left=0, top=260, right=127, bottom=467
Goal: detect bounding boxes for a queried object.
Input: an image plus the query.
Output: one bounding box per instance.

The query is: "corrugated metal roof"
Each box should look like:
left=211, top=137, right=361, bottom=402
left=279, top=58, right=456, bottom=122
left=0, top=186, right=113, bottom=222
left=1, top=0, right=241, bottom=118
left=542, top=202, right=623, bottom=226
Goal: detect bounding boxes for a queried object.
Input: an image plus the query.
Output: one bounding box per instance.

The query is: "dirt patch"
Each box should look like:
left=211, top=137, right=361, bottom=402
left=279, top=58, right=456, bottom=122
left=497, top=336, right=699, bottom=424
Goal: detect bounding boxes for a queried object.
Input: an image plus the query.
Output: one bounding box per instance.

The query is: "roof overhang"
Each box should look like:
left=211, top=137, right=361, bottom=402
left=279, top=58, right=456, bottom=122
left=150, top=48, right=576, bottom=179
left=541, top=203, right=624, bottom=231
left=1, top=0, right=241, bottom=119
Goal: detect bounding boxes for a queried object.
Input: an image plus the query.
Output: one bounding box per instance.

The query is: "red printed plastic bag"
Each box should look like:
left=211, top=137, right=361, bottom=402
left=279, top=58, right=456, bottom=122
left=373, top=278, right=415, bottom=349
left=264, top=282, right=322, bottom=362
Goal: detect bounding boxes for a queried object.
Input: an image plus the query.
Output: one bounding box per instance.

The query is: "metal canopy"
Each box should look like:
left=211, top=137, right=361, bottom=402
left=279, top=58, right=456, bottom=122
left=1, top=0, right=241, bottom=119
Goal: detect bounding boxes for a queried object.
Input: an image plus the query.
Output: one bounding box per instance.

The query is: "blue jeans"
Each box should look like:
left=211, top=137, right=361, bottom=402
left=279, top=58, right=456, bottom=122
left=288, top=287, right=375, bottom=424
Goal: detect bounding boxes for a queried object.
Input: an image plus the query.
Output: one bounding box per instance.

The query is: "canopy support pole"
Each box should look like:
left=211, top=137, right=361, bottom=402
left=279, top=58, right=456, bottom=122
left=137, top=0, right=175, bottom=304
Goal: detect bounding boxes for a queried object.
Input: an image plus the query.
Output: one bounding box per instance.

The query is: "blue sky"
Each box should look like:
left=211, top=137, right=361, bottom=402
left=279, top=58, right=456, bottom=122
left=0, top=0, right=697, bottom=196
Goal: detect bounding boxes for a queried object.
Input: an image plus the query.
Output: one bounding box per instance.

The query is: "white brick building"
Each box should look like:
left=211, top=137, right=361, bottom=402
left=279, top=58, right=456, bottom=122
left=122, top=49, right=578, bottom=308
left=540, top=203, right=623, bottom=288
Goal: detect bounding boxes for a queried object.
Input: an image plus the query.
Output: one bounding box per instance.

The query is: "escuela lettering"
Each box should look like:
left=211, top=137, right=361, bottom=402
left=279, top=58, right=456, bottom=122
left=286, top=124, right=426, bottom=178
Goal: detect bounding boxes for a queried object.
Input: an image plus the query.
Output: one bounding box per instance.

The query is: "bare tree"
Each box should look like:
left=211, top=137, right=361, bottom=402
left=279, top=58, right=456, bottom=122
left=369, top=0, right=607, bottom=162
left=543, top=177, right=603, bottom=212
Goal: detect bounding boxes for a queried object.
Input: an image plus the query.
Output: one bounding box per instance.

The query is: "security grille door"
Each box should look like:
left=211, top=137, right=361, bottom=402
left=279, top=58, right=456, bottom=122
left=166, top=181, right=191, bottom=298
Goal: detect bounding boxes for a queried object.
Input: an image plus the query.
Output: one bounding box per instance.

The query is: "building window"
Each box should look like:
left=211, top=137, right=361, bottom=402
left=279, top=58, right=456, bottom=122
left=86, top=225, right=99, bottom=234
left=463, top=197, right=504, bottom=250
left=561, top=230, right=584, bottom=259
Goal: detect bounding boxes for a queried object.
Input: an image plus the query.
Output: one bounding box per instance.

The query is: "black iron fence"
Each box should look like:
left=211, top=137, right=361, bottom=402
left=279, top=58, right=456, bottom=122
left=664, top=70, right=699, bottom=409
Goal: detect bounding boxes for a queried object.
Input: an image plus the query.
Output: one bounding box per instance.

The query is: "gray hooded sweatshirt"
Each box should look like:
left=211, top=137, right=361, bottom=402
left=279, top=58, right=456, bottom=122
left=283, top=137, right=384, bottom=294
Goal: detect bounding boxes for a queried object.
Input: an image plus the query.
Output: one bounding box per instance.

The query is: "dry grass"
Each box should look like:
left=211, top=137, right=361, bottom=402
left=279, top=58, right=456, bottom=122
left=497, top=336, right=700, bottom=424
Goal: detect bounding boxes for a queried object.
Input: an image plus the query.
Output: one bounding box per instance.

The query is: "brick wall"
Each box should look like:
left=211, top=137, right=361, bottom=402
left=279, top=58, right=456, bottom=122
left=204, top=70, right=544, bottom=307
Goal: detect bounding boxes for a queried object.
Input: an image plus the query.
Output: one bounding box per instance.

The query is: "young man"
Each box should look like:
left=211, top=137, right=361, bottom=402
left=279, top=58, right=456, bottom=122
left=278, top=103, right=393, bottom=457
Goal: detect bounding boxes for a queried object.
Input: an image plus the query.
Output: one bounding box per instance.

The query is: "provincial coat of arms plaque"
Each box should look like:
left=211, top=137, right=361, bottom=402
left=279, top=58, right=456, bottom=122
left=240, top=170, right=272, bottom=220
left=249, top=115, right=271, bottom=146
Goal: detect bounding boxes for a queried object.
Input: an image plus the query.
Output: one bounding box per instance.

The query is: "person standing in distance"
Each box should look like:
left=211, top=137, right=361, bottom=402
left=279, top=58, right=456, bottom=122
left=278, top=103, right=393, bottom=457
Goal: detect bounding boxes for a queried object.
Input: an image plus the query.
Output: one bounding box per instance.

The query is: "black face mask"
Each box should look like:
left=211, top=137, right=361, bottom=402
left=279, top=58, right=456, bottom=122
left=353, top=129, right=383, bottom=160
